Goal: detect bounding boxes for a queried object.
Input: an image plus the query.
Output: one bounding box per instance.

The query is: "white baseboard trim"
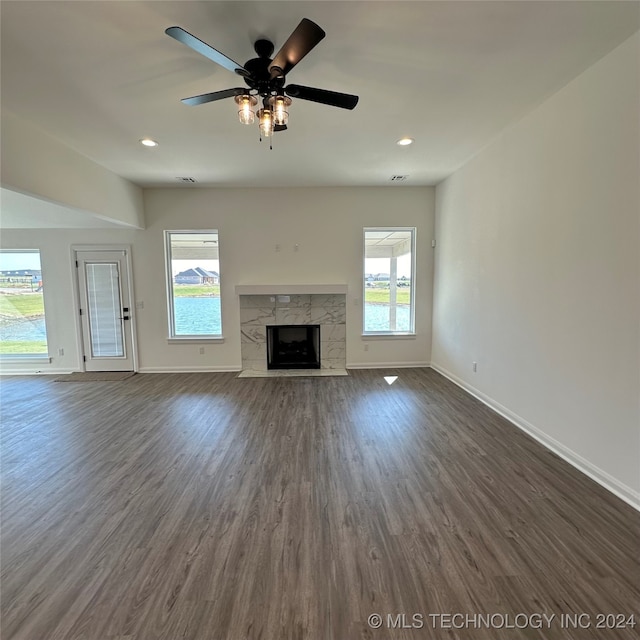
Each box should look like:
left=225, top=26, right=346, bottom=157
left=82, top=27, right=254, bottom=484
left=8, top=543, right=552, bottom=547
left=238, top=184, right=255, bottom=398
left=0, top=368, right=76, bottom=376
left=347, top=361, right=430, bottom=369
left=430, top=362, right=640, bottom=512
left=137, top=365, right=241, bottom=373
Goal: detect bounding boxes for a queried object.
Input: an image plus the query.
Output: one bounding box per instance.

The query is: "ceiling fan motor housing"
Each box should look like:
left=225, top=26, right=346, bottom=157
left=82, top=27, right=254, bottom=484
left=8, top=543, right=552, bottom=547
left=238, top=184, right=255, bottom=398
left=241, top=44, right=285, bottom=96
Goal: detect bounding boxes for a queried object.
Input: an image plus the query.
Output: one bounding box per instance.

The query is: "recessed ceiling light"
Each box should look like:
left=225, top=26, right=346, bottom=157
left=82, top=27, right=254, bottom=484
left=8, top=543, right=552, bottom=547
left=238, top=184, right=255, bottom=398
left=396, top=137, right=414, bottom=146
left=140, top=138, right=158, bottom=147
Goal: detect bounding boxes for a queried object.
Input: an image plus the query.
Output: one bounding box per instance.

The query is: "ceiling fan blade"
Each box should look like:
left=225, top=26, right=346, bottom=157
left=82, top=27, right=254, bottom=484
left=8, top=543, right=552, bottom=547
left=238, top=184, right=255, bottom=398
left=181, top=88, right=246, bottom=106
left=274, top=124, right=288, bottom=132
left=166, top=26, right=250, bottom=77
left=268, top=19, right=325, bottom=77
left=285, top=84, right=359, bottom=110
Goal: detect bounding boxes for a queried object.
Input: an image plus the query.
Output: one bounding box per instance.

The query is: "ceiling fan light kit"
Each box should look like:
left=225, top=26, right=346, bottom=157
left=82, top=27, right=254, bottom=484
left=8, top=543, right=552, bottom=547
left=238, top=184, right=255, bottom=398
left=166, top=18, right=358, bottom=148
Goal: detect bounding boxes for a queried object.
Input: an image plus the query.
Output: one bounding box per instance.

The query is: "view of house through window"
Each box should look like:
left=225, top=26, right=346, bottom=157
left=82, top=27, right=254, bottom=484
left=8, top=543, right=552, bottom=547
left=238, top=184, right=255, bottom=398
left=0, top=250, right=49, bottom=355
left=165, top=231, right=222, bottom=337
left=363, top=228, right=415, bottom=333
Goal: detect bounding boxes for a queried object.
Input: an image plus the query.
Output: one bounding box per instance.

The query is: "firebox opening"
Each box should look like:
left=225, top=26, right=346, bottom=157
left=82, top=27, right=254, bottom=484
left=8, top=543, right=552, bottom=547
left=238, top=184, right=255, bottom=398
left=267, top=325, right=321, bottom=369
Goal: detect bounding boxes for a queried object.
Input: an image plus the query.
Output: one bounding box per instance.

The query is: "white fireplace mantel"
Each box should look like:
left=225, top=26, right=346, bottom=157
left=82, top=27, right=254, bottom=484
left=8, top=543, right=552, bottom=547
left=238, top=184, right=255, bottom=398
left=235, top=284, right=348, bottom=295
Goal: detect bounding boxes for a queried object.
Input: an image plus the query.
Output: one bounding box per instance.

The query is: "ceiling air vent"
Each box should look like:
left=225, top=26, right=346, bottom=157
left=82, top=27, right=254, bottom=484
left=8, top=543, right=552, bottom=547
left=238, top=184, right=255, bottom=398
left=176, top=177, right=197, bottom=183
left=390, top=175, right=408, bottom=182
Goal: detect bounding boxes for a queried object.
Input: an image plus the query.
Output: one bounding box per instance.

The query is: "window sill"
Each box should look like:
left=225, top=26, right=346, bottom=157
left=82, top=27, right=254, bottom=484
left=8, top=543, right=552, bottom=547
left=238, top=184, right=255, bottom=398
left=167, top=337, right=225, bottom=344
left=361, top=333, right=416, bottom=339
left=0, top=355, right=52, bottom=364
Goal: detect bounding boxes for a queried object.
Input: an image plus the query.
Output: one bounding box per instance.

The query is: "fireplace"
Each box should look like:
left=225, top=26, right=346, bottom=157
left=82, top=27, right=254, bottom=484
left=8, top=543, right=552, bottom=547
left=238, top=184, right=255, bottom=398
left=238, top=292, right=346, bottom=373
left=267, top=325, right=321, bottom=369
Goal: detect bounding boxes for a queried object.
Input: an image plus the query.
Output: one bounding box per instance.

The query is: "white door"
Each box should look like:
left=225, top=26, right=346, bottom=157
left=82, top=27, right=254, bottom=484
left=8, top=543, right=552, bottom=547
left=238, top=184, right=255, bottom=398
left=76, top=250, right=135, bottom=372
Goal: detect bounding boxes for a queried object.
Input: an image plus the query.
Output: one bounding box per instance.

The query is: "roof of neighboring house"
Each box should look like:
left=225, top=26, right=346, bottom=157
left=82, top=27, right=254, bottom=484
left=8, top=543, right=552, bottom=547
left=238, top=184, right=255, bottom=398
left=175, top=267, right=219, bottom=278
left=0, top=270, right=41, bottom=276
left=196, top=267, right=219, bottom=278
left=175, top=268, right=200, bottom=278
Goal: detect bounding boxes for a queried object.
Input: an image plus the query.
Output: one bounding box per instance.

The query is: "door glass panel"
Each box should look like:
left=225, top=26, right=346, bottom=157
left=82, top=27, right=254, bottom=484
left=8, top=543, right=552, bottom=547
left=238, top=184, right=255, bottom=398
left=85, top=263, right=124, bottom=357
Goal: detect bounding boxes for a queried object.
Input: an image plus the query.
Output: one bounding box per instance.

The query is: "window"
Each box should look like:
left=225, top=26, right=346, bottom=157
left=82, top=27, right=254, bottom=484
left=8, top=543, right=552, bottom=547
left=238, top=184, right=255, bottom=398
left=165, top=231, right=222, bottom=337
left=0, top=250, right=49, bottom=356
left=363, top=228, right=415, bottom=334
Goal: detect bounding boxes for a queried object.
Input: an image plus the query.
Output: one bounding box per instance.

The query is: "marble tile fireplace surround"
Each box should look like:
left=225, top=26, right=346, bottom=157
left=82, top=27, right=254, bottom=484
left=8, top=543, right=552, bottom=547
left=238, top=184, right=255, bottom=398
left=236, top=285, right=347, bottom=373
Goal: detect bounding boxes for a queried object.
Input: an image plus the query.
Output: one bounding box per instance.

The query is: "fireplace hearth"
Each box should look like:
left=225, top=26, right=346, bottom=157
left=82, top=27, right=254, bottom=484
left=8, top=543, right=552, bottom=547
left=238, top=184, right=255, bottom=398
left=267, top=325, right=320, bottom=369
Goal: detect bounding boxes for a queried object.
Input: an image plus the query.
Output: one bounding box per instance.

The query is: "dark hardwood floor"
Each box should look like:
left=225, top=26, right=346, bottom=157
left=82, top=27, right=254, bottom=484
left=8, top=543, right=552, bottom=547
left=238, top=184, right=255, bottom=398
left=1, top=368, right=638, bottom=640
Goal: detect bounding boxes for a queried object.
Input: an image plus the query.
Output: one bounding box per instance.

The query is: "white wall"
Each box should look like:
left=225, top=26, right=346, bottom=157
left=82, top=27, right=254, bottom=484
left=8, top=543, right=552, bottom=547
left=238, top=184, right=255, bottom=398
left=1, top=111, right=145, bottom=229
left=140, top=187, right=434, bottom=370
left=432, top=33, right=640, bottom=507
left=0, top=186, right=434, bottom=373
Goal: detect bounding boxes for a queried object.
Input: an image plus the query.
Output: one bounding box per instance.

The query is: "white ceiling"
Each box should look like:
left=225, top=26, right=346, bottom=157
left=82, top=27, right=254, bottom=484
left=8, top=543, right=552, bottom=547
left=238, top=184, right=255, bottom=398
left=1, top=1, right=638, bottom=191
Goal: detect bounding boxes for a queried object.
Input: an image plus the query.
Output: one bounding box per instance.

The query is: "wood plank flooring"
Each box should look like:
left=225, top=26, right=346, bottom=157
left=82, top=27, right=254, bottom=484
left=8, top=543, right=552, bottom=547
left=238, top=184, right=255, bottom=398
left=1, top=368, right=638, bottom=639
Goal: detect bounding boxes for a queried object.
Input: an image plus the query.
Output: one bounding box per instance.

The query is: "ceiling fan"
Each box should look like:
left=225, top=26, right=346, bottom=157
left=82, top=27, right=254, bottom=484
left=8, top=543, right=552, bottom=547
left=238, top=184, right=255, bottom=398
left=165, top=18, right=359, bottom=145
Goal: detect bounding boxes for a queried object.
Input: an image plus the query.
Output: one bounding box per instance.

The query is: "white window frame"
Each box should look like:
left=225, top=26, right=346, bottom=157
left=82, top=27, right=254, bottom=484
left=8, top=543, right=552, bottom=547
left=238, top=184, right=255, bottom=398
left=0, top=249, right=50, bottom=361
left=363, top=227, right=416, bottom=336
left=164, top=230, right=223, bottom=341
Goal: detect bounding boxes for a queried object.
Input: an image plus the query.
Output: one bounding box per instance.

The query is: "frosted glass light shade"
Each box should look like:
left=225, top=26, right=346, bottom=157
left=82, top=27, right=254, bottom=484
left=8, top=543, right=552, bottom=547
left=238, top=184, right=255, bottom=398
left=269, top=95, right=291, bottom=126
left=257, top=108, right=274, bottom=137
left=235, top=94, right=257, bottom=125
